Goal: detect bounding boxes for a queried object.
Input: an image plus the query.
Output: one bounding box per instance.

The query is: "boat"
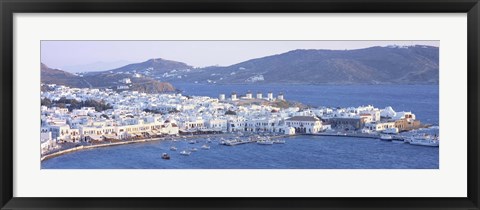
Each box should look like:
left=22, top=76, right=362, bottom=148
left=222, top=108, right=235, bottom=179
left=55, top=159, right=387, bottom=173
left=408, top=135, right=439, bottom=147
left=170, top=146, right=177, bottom=151
left=180, top=150, right=191, bottom=156
left=206, top=138, right=212, bottom=143
left=380, top=134, right=393, bottom=141
left=273, top=140, right=286, bottom=144
left=257, top=140, right=274, bottom=145
left=382, top=128, right=399, bottom=134
left=161, top=153, right=170, bottom=160
left=188, top=140, right=196, bottom=144
left=201, top=144, right=210, bottom=150
left=190, top=147, right=198, bottom=152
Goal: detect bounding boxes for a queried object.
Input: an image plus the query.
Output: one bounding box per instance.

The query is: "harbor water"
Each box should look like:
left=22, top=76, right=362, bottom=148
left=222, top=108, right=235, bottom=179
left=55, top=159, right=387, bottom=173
left=41, top=84, right=439, bottom=169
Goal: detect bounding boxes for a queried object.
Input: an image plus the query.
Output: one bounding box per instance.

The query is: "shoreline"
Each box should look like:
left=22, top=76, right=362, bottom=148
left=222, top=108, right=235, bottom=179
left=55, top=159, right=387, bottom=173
left=41, top=126, right=439, bottom=162
left=40, top=133, right=233, bottom=162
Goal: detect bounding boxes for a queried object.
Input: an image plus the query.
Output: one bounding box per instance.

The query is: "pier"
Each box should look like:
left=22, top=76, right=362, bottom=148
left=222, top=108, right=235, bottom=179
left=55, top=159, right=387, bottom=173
left=221, top=134, right=295, bottom=146
left=307, top=133, right=405, bottom=141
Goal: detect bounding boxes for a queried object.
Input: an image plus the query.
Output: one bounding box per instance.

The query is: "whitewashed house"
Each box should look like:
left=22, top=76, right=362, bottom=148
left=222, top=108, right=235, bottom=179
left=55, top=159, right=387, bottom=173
left=285, top=116, right=323, bottom=134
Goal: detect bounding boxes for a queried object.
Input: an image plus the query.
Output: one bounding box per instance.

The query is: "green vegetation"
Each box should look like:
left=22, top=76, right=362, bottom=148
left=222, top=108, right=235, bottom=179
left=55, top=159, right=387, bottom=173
left=143, top=108, right=164, bottom=114
left=41, top=97, right=113, bottom=112
left=225, top=110, right=237, bottom=115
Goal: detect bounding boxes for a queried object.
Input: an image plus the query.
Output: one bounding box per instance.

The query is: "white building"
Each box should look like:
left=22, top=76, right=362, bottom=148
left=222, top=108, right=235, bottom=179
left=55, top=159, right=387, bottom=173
left=285, top=116, right=323, bottom=134
left=219, top=94, right=226, bottom=101
left=267, top=92, right=273, bottom=101
left=256, top=92, right=263, bottom=99
left=205, top=119, right=228, bottom=132
left=40, top=128, right=56, bottom=154
left=161, top=120, right=179, bottom=135
left=119, top=78, right=131, bottom=84
left=231, top=92, right=238, bottom=101
left=277, top=92, right=284, bottom=100
left=364, top=121, right=396, bottom=132
left=284, top=127, right=295, bottom=135
left=246, top=91, right=253, bottom=99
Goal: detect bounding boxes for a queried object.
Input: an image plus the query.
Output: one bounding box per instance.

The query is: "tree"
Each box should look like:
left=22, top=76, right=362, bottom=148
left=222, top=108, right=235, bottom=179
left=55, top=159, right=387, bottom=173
left=41, top=98, right=52, bottom=106
left=225, top=110, right=237, bottom=115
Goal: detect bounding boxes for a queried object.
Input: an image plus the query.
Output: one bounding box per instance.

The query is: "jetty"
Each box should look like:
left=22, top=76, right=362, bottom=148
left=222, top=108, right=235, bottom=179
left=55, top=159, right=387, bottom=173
left=221, top=134, right=294, bottom=146
left=308, top=133, right=405, bottom=141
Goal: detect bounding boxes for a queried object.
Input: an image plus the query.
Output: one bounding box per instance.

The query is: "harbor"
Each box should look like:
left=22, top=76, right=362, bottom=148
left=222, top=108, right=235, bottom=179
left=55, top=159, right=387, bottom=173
left=41, top=133, right=439, bottom=169
left=39, top=82, right=439, bottom=169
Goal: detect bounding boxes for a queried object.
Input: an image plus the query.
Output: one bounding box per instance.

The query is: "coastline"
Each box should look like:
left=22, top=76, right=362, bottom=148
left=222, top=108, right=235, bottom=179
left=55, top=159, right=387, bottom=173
left=41, top=134, right=222, bottom=162
left=40, top=131, right=404, bottom=162
left=40, top=133, right=297, bottom=162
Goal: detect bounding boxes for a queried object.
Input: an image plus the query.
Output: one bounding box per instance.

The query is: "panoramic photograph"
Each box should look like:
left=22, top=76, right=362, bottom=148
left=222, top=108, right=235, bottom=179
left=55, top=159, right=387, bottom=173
left=40, top=40, right=439, bottom=169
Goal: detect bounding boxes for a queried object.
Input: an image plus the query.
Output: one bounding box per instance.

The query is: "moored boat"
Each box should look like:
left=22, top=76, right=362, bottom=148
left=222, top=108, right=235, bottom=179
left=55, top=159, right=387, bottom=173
left=408, top=136, right=439, bottom=147
left=170, top=146, right=177, bottom=151
left=201, top=144, right=210, bottom=150
left=161, top=153, right=170, bottom=160
left=380, top=134, right=393, bottom=141
left=257, top=140, right=274, bottom=145
left=180, top=150, right=191, bottom=156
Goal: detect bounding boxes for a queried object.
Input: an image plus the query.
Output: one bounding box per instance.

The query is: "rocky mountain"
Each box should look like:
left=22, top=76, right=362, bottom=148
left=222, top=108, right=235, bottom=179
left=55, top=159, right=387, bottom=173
left=43, top=45, right=439, bottom=88
left=41, top=63, right=176, bottom=93
left=41, top=63, right=91, bottom=87
left=155, top=45, right=439, bottom=85
left=87, top=58, right=194, bottom=79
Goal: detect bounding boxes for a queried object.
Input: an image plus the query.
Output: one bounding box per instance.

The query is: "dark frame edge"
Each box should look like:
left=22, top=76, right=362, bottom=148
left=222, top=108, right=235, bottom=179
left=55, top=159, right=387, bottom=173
left=467, top=1, right=480, bottom=209
left=0, top=0, right=14, bottom=209
left=1, top=0, right=480, bottom=210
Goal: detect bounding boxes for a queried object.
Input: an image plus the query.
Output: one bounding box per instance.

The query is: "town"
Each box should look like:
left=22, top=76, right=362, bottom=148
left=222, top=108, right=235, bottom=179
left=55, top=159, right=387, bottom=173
left=40, top=84, right=429, bottom=155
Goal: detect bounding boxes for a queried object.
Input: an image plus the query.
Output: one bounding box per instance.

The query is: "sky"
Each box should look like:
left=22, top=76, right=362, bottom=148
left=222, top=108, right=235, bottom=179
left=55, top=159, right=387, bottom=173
left=41, top=40, right=439, bottom=72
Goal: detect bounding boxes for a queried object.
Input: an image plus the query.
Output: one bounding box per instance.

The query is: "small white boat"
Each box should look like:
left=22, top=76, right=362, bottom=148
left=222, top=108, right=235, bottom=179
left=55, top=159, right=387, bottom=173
left=273, top=140, right=286, bottom=144
left=257, top=140, right=274, bottom=145
left=190, top=147, right=198, bottom=152
left=382, top=128, right=399, bottom=134
left=180, top=150, right=191, bottom=156
left=170, top=146, right=177, bottom=151
left=408, top=136, right=439, bottom=147
left=201, top=144, right=210, bottom=150
left=188, top=140, right=196, bottom=144
left=380, top=134, right=393, bottom=141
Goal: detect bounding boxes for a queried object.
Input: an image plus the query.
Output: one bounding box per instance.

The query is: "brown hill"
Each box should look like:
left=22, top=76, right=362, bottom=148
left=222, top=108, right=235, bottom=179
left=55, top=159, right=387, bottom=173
left=41, top=63, right=176, bottom=93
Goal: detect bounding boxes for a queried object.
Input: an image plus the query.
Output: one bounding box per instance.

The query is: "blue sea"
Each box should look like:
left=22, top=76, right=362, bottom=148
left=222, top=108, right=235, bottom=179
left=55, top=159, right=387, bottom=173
left=41, top=84, right=439, bottom=169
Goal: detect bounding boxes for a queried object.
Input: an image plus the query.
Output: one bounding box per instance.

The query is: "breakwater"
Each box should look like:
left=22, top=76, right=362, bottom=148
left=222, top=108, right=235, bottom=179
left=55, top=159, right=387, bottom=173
left=307, top=133, right=405, bottom=141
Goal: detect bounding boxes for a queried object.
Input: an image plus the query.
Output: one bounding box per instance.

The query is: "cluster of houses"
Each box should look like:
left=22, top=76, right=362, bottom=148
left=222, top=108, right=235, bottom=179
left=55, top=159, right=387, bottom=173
left=40, top=84, right=422, bottom=154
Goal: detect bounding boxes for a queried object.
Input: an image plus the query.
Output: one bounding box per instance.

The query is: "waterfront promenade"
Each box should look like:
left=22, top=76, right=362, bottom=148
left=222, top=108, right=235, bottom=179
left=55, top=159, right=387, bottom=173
left=41, top=131, right=414, bottom=162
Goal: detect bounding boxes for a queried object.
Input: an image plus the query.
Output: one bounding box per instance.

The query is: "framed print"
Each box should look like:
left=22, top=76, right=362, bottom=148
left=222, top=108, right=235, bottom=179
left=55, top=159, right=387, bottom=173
left=1, top=0, right=479, bottom=209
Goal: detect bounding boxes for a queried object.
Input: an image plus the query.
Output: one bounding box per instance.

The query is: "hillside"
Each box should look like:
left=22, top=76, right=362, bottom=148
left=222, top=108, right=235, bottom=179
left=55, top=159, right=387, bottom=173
left=88, top=58, right=194, bottom=79
left=155, top=45, right=439, bottom=85
left=41, top=63, right=91, bottom=88
left=41, top=63, right=176, bottom=93
left=43, top=45, right=439, bottom=87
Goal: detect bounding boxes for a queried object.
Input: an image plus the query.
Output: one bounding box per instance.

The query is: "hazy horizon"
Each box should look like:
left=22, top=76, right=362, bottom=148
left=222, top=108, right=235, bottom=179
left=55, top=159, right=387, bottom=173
left=41, top=40, right=439, bottom=72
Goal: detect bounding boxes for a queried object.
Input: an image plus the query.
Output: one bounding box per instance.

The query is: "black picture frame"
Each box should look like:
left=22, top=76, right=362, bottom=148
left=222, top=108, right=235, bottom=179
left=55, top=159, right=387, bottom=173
left=1, top=0, right=479, bottom=209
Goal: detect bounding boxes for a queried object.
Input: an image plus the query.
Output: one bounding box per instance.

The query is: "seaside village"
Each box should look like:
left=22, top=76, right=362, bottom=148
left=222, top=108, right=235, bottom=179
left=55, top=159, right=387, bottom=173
left=41, top=84, right=425, bottom=154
